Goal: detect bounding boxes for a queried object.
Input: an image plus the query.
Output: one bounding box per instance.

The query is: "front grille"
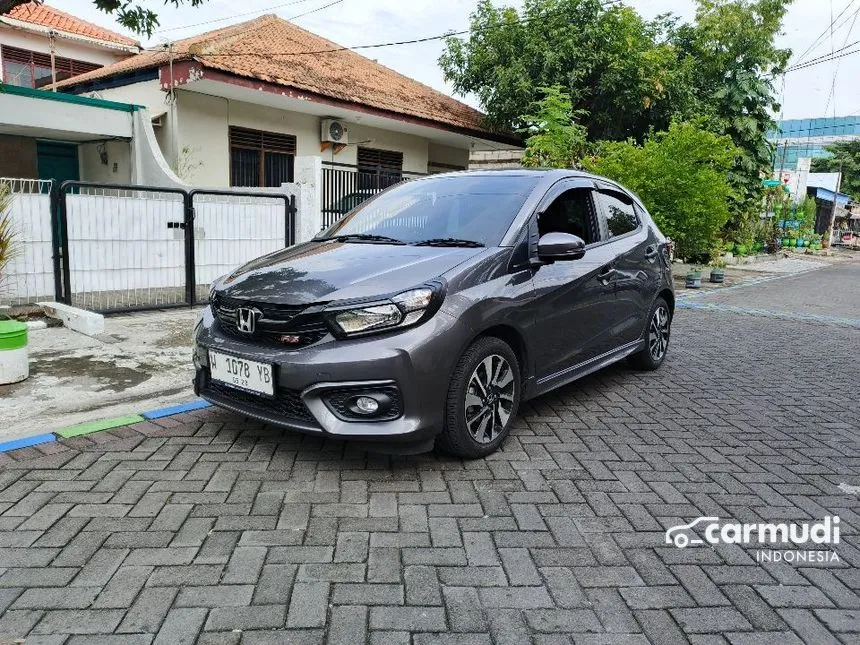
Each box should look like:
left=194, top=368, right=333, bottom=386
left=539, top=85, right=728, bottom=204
left=205, top=379, right=317, bottom=425
left=212, top=294, right=329, bottom=347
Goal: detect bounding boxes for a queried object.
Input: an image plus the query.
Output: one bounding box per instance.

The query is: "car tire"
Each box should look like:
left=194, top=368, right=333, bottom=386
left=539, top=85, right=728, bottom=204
left=628, top=296, right=672, bottom=371
left=437, top=336, right=521, bottom=458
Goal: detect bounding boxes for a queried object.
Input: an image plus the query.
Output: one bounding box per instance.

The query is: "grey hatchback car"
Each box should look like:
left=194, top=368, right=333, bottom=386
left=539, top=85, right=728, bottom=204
left=193, top=170, right=675, bottom=457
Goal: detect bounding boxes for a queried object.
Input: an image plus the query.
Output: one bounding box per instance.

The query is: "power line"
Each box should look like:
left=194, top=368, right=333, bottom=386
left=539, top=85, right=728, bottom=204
left=286, top=0, right=344, bottom=21
left=785, top=45, right=860, bottom=72
left=153, top=0, right=320, bottom=35
left=789, top=0, right=857, bottom=66
left=824, top=3, right=860, bottom=116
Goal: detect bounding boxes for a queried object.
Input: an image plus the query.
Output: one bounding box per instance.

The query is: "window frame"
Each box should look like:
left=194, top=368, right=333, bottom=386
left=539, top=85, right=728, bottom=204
left=530, top=179, right=602, bottom=248
left=593, top=183, right=642, bottom=243
left=0, top=45, right=100, bottom=88
left=228, top=126, right=296, bottom=188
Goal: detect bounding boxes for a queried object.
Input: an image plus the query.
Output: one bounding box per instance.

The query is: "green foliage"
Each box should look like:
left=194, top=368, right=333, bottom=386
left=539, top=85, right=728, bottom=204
left=439, top=0, right=685, bottom=141
left=0, top=0, right=209, bottom=37
left=0, top=181, right=17, bottom=289
left=581, top=121, right=740, bottom=261
left=520, top=86, right=589, bottom=168
left=677, top=0, right=793, bottom=209
left=810, top=139, right=860, bottom=201
left=796, top=195, right=817, bottom=229
left=442, top=0, right=793, bottom=225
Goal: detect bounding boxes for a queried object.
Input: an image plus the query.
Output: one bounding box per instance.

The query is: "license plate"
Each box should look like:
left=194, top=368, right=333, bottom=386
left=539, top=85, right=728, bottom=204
left=208, top=350, right=274, bottom=396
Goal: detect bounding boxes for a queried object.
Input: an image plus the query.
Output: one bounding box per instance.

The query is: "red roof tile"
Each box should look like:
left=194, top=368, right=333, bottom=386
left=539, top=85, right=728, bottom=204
left=53, top=15, right=503, bottom=138
left=3, top=1, right=139, bottom=47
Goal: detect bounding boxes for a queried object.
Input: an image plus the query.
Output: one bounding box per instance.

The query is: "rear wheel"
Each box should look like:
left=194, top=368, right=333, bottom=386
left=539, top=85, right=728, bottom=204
left=628, top=297, right=671, bottom=370
left=437, top=336, right=521, bottom=458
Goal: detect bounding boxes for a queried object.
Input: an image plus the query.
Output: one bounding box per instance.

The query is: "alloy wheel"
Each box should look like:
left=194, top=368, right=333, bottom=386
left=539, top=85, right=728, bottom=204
left=464, top=354, right=515, bottom=444
left=649, top=304, right=670, bottom=361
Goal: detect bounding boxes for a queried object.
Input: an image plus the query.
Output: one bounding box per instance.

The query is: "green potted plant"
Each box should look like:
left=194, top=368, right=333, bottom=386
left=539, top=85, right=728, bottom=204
left=0, top=181, right=28, bottom=385
left=709, top=249, right=726, bottom=283
left=686, top=265, right=703, bottom=289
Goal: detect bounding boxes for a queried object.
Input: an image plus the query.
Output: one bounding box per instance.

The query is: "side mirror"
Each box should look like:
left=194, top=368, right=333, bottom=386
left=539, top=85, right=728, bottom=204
left=537, top=232, right=586, bottom=263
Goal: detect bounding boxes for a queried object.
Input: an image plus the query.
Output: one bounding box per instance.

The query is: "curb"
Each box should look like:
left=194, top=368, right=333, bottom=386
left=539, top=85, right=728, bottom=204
left=0, top=399, right=212, bottom=454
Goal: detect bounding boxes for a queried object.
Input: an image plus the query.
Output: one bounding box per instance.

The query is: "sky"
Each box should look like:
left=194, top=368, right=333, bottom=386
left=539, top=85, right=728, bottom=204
left=48, top=0, right=860, bottom=121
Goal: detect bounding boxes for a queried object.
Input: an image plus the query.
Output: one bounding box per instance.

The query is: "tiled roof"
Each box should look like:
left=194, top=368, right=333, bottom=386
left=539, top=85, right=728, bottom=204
left=53, top=15, right=497, bottom=136
left=3, top=1, right=139, bottom=47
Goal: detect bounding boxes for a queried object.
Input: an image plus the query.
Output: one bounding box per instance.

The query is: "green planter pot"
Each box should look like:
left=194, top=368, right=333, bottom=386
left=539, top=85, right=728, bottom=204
left=709, top=269, right=725, bottom=283
left=803, top=240, right=811, bottom=247
left=685, top=272, right=702, bottom=289
left=782, top=237, right=791, bottom=247
left=0, top=320, right=28, bottom=385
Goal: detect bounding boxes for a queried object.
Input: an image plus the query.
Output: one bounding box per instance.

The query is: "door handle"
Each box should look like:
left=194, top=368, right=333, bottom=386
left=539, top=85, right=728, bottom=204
left=597, top=265, right=617, bottom=285
left=644, top=245, right=658, bottom=260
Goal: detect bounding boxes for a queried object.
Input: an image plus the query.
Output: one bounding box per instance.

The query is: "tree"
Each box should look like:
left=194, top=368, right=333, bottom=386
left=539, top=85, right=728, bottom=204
left=674, top=0, right=793, bottom=209
left=811, top=140, right=860, bottom=201
left=439, top=0, right=685, bottom=142
left=582, top=121, right=740, bottom=260
left=0, top=181, right=17, bottom=293
left=519, top=85, right=589, bottom=169
left=0, top=0, right=209, bottom=37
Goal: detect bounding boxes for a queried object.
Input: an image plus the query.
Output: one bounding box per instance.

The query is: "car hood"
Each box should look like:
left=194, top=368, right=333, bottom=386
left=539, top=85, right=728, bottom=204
left=216, top=240, right=486, bottom=305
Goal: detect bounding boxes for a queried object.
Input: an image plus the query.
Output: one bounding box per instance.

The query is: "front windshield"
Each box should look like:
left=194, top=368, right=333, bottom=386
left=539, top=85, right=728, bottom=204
left=319, top=175, right=540, bottom=246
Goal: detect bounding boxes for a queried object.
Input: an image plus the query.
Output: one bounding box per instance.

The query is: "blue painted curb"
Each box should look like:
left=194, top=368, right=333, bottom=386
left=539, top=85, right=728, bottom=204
left=142, top=399, right=211, bottom=420
left=0, top=433, right=56, bottom=453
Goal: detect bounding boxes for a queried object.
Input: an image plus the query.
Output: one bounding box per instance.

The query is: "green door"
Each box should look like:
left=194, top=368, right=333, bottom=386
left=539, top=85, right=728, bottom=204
left=36, top=142, right=80, bottom=184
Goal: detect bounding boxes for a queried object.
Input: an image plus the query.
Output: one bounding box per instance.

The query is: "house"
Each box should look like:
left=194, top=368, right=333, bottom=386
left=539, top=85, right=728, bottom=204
left=0, top=1, right=141, bottom=182
left=52, top=14, right=520, bottom=189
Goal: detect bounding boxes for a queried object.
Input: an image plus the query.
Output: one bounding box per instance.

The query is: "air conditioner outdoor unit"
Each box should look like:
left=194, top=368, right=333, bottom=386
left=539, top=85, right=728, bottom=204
left=321, top=119, right=348, bottom=144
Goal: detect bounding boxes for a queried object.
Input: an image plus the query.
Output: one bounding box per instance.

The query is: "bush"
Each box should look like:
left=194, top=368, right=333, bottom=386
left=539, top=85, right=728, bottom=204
left=582, top=120, right=740, bottom=261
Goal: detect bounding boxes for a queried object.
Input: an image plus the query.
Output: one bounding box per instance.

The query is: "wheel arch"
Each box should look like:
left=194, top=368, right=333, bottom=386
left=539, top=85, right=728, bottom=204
left=658, top=288, right=675, bottom=318
left=471, top=324, right=530, bottom=384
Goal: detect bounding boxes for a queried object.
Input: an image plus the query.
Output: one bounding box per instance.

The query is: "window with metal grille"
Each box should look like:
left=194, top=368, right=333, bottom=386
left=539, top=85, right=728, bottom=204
left=357, top=147, right=403, bottom=171
left=229, top=126, right=296, bottom=187
left=0, top=45, right=101, bottom=88
left=356, top=147, right=403, bottom=191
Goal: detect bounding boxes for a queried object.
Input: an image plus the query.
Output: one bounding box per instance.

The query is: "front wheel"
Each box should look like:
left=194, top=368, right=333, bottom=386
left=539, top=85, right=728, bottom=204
left=437, top=336, right=521, bottom=458
left=628, top=297, right=672, bottom=370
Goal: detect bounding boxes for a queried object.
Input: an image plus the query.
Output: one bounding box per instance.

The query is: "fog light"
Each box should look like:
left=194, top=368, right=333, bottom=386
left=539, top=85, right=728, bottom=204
left=354, top=396, right=380, bottom=414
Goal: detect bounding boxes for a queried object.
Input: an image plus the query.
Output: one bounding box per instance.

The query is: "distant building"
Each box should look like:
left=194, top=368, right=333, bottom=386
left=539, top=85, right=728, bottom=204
left=769, top=116, right=860, bottom=170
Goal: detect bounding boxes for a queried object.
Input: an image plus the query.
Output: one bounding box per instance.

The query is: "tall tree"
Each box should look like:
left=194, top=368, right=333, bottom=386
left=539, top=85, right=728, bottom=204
left=519, top=85, right=589, bottom=169
left=439, top=0, right=686, bottom=142
left=674, top=0, right=793, bottom=207
left=0, top=0, right=209, bottom=37
left=811, top=140, right=860, bottom=201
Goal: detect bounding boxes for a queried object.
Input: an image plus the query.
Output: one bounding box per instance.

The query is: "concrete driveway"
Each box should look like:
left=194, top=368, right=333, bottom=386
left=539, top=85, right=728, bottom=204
left=0, top=261, right=858, bottom=644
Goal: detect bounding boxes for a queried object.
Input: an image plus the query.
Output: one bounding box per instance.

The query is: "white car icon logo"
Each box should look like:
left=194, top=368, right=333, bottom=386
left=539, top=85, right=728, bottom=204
left=665, top=517, right=720, bottom=548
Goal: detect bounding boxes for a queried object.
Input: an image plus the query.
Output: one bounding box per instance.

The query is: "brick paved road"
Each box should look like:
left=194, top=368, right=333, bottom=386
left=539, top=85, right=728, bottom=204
left=1, top=262, right=859, bottom=644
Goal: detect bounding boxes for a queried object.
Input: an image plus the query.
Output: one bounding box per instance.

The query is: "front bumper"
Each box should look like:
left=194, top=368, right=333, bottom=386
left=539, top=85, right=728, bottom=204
left=193, top=304, right=468, bottom=447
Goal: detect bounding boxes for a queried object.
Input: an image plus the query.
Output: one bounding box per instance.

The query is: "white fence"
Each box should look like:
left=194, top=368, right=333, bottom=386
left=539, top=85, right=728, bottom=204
left=61, top=185, right=295, bottom=312
left=0, top=177, right=299, bottom=312
left=0, top=178, right=55, bottom=307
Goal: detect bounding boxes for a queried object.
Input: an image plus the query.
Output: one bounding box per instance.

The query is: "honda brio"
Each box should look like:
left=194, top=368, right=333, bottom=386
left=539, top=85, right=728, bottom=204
left=193, top=169, right=675, bottom=457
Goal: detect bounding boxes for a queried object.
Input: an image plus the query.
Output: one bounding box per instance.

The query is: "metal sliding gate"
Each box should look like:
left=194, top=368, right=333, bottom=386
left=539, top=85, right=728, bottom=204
left=55, top=181, right=296, bottom=313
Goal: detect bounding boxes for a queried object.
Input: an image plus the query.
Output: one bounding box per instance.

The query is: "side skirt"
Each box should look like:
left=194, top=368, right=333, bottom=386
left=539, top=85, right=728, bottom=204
left=528, top=339, right=645, bottom=399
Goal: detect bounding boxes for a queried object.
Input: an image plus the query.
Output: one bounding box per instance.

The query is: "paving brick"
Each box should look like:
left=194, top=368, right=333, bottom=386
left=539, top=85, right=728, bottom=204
left=369, top=606, right=447, bottom=631
left=286, top=582, right=330, bottom=628
left=332, top=583, right=403, bottom=605
left=204, top=605, right=286, bottom=631
left=118, top=587, right=177, bottom=633
left=175, top=585, right=254, bottom=608
left=153, top=607, right=207, bottom=645
left=327, top=605, right=367, bottom=645
left=32, top=609, right=125, bottom=634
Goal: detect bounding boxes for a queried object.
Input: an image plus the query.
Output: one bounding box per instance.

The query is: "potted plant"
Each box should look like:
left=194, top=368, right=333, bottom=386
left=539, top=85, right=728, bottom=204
left=709, top=250, right=726, bottom=283
left=685, top=266, right=702, bottom=289
left=0, top=181, right=28, bottom=385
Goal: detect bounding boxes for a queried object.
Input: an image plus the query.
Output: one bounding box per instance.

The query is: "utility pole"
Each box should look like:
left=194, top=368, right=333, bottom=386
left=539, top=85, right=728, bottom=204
left=48, top=30, right=56, bottom=91
left=823, top=160, right=843, bottom=249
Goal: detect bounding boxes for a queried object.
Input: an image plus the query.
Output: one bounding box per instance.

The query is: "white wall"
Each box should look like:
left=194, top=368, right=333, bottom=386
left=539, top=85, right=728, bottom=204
left=85, top=80, right=173, bottom=167
left=428, top=143, right=469, bottom=171
left=79, top=140, right=132, bottom=184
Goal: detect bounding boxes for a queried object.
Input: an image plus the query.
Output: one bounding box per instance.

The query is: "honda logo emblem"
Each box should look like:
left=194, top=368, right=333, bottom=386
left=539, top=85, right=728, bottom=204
left=236, top=307, right=261, bottom=334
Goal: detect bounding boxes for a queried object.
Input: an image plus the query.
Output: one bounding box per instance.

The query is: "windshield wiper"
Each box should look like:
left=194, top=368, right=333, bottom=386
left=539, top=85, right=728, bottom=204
left=412, top=238, right=485, bottom=248
left=321, top=234, right=407, bottom=245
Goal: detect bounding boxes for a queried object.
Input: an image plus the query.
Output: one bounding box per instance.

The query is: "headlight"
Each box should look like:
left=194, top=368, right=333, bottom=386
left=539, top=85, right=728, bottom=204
left=327, top=286, right=440, bottom=337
